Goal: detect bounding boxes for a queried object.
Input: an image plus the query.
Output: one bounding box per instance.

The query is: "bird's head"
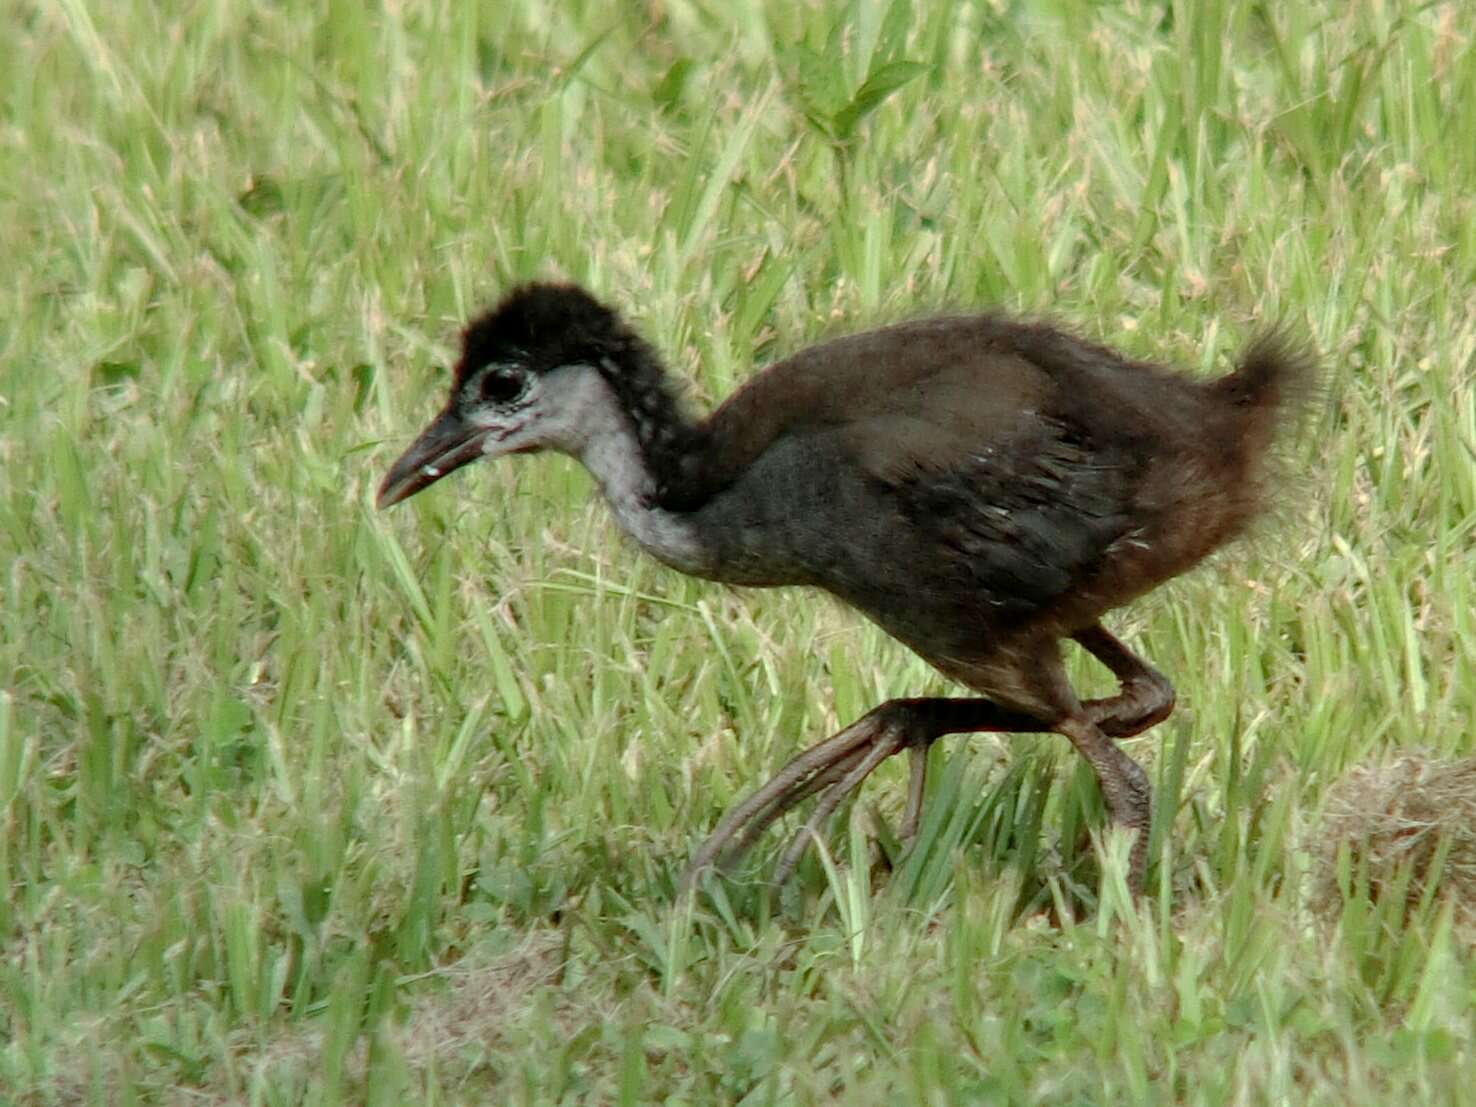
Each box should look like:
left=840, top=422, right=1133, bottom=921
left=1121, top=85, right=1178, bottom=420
left=376, top=283, right=633, bottom=509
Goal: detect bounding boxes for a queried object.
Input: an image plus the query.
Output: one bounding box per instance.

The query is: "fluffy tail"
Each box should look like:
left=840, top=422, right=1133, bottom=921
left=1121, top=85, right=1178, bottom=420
left=1219, top=331, right=1318, bottom=448
left=1215, top=331, right=1319, bottom=416
left=1210, top=330, right=1320, bottom=525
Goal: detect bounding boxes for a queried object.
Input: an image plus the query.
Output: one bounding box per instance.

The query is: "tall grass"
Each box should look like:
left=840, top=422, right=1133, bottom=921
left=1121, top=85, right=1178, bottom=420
left=3, top=0, right=1474, bottom=1101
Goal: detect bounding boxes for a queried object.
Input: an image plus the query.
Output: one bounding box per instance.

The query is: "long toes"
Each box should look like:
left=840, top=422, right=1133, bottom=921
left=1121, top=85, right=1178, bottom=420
left=727, top=747, right=869, bottom=863
left=897, top=745, right=928, bottom=842
left=772, top=733, right=904, bottom=885
left=682, top=722, right=882, bottom=888
left=686, top=700, right=953, bottom=892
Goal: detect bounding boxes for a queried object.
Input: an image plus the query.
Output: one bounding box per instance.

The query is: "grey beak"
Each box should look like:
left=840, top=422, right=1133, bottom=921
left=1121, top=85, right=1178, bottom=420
left=376, top=408, right=489, bottom=509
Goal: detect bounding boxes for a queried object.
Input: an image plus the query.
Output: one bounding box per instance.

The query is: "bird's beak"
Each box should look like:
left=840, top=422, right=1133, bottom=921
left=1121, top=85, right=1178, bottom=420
left=376, top=407, right=490, bottom=509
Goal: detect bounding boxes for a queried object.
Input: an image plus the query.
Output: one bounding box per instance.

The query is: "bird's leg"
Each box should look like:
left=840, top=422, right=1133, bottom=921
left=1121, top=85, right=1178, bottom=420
left=891, top=627, right=1169, bottom=859
left=1072, top=623, right=1176, bottom=738
left=947, top=638, right=1153, bottom=893
left=895, top=634, right=1169, bottom=845
left=1055, top=712, right=1153, bottom=890
left=681, top=634, right=1165, bottom=893
left=682, top=698, right=1043, bottom=890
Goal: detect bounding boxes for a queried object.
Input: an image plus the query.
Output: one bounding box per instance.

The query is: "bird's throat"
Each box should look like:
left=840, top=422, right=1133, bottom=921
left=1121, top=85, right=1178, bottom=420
left=573, top=381, right=713, bottom=577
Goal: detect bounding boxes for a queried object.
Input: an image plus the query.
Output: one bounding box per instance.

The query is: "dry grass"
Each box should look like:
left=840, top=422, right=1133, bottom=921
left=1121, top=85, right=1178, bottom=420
left=1318, top=753, right=1476, bottom=923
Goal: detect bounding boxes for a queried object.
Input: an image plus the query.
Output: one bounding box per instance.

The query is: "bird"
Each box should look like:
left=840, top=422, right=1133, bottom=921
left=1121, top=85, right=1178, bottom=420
left=377, top=283, right=1311, bottom=894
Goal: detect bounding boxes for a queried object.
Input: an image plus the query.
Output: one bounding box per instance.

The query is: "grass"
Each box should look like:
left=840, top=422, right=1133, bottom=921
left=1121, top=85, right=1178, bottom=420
left=3, top=0, right=1475, bottom=1101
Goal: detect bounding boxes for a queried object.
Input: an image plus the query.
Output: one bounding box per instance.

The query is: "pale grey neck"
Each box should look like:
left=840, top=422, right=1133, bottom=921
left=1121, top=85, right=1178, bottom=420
left=558, top=372, right=713, bottom=576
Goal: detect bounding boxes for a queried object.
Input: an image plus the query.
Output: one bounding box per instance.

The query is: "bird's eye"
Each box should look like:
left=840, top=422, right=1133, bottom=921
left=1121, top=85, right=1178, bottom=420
left=480, top=367, right=528, bottom=405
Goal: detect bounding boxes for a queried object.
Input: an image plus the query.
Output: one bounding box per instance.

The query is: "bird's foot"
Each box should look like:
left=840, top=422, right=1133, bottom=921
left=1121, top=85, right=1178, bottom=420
left=1056, top=712, right=1153, bottom=894
left=1073, top=625, right=1175, bottom=740
left=682, top=701, right=942, bottom=892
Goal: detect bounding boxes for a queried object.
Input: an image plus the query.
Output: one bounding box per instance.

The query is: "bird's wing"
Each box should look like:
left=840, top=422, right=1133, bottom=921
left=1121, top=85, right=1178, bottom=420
left=843, top=404, right=1140, bottom=618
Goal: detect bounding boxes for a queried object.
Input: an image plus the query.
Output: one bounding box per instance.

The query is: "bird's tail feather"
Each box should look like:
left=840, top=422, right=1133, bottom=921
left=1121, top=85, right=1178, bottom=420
left=1208, top=330, right=1321, bottom=541
left=1219, top=331, right=1318, bottom=408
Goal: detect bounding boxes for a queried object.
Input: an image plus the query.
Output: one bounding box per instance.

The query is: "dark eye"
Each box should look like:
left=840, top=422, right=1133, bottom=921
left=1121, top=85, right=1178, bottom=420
left=480, top=366, right=528, bottom=405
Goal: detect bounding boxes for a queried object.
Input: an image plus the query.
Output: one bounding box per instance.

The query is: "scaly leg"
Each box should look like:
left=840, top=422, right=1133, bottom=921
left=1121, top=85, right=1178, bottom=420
left=1056, top=712, right=1154, bottom=889
left=1029, top=639, right=1156, bottom=891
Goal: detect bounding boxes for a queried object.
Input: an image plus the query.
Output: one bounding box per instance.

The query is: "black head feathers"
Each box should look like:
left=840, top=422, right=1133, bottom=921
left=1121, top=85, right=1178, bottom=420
left=457, top=283, right=701, bottom=494
left=455, top=283, right=625, bottom=387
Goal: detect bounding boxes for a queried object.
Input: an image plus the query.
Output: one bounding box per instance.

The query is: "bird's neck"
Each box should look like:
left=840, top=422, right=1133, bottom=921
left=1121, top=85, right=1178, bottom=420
left=569, top=369, right=713, bottom=576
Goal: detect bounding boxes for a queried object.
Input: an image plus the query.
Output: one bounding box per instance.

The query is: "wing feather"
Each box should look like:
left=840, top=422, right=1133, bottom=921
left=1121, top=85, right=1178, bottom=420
left=848, top=413, right=1137, bottom=619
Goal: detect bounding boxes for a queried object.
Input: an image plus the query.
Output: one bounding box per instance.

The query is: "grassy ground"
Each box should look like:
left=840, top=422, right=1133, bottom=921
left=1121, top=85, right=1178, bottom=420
left=4, top=0, right=1475, bottom=1102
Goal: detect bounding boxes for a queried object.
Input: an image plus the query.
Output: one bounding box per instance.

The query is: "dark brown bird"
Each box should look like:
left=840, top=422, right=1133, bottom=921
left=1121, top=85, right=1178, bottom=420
left=378, top=284, right=1310, bottom=892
